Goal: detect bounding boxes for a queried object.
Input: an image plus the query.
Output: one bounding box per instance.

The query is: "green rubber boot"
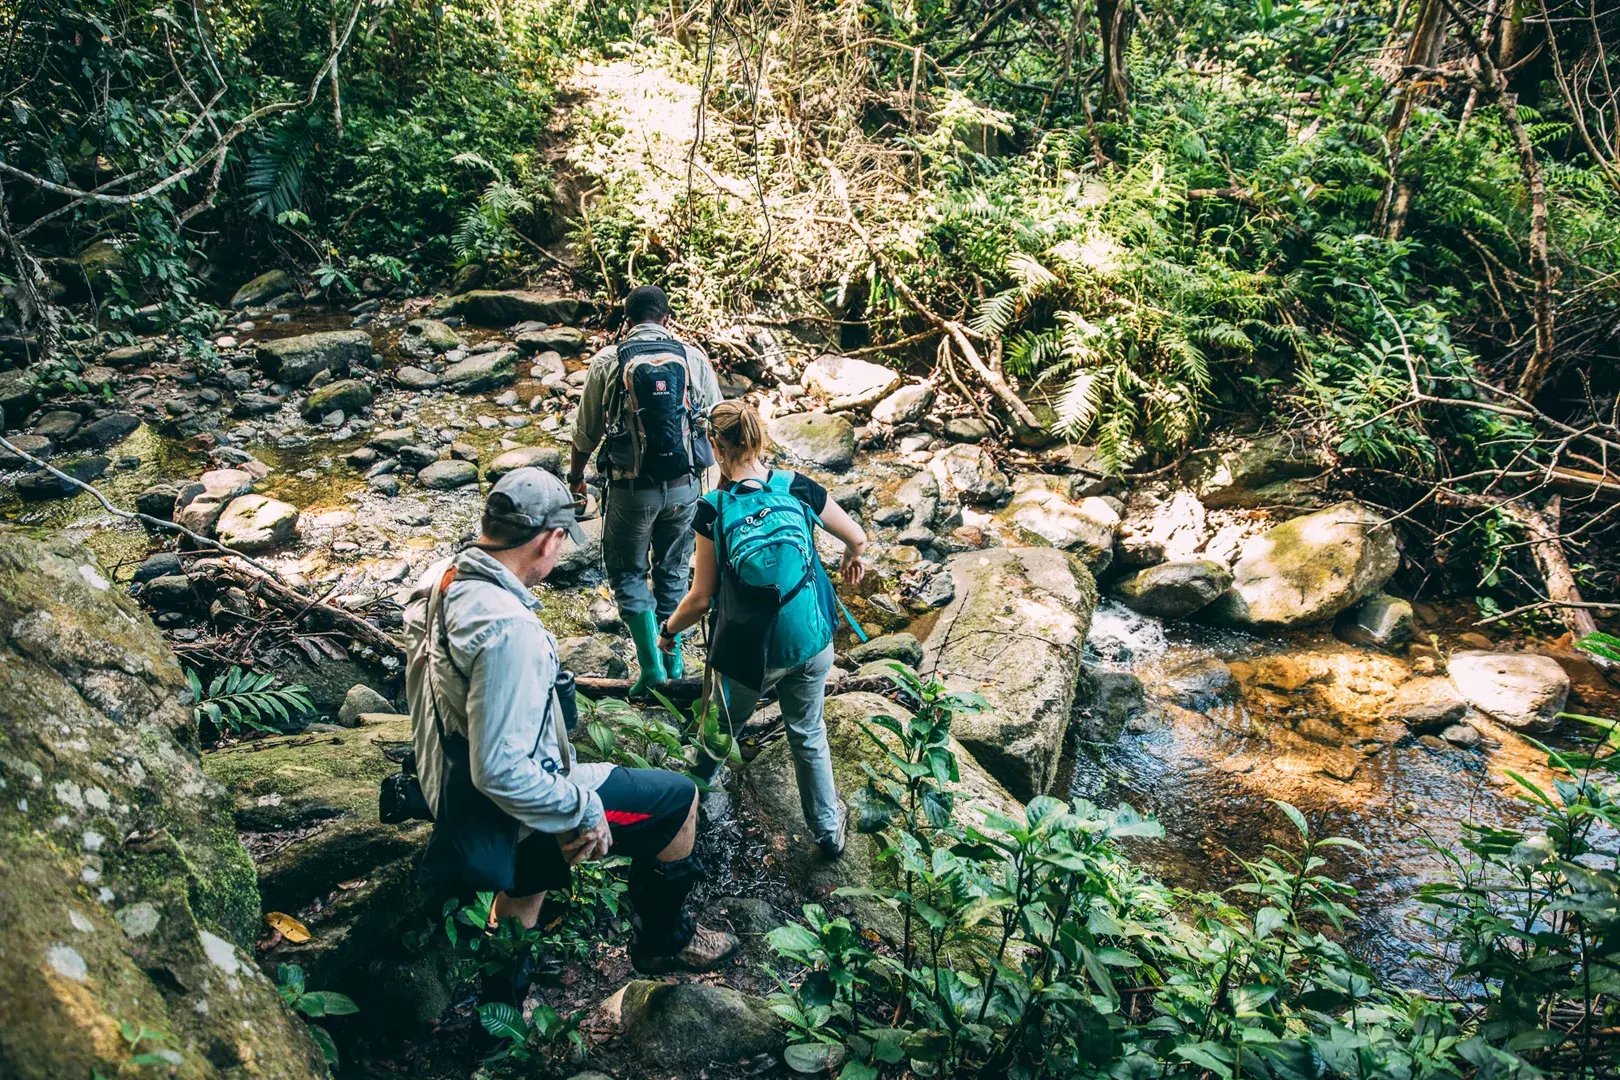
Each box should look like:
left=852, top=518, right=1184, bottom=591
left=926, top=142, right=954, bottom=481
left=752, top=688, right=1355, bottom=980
left=661, top=629, right=685, bottom=680
left=627, top=610, right=668, bottom=698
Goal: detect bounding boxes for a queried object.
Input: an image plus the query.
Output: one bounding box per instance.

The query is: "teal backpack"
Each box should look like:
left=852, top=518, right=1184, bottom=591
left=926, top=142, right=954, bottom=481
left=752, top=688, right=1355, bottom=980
left=705, top=471, right=863, bottom=686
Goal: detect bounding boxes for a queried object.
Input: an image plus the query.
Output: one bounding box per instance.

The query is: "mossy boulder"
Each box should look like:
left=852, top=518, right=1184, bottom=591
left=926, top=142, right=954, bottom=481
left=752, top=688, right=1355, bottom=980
left=256, top=330, right=372, bottom=387
left=0, top=530, right=323, bottom=1079
left=200, top=715, right=435, bottom=993
left=594, top=980, right=784, bottom=1070
left=427, top=289, right=590, bottom=326
left=1210, top=501, right=1399, bottom=628
left=229, top=269, right=296, bottom=309
left=440, top=347, right=519, bottom=392
left=738, top=692, right=1022, bottom=947
left=300, top=378, right=374, bottom=420
left=768, top=411, right=855, bottom=471
left=921, top=547, right=1097, bottom=801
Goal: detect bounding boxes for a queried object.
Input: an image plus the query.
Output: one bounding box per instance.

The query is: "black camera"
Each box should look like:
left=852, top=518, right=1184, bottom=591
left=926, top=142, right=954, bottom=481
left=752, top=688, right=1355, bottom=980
left=378, top=748, right=434, bottom=824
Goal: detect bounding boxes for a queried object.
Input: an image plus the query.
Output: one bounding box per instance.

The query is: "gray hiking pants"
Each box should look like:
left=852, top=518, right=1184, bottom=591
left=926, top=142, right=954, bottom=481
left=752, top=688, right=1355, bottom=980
left=600, top=478, right=699, bottom=619
left=713, top=645, right=840, bottom=843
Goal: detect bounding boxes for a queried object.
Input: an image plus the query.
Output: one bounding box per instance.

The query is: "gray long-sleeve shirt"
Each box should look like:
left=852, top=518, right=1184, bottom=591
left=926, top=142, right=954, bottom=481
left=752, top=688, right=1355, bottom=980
left=404, top=547, right=612, bottom=835
left=571, top=321, right=723, bottom=458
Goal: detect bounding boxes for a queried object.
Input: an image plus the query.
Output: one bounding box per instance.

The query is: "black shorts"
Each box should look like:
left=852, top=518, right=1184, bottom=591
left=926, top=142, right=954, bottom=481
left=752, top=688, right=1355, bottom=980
left=510, top=766, right=695, bottom=896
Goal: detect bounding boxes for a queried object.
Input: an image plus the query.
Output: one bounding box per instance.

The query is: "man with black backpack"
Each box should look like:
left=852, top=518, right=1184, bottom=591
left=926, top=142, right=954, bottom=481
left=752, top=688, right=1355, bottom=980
left=568, top=285, right=721, bottom=696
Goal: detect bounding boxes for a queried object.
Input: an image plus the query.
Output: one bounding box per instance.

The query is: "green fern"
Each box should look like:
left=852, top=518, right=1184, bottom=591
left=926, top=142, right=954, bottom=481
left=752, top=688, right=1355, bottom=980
left=246, top=119, right=319, bottom=220
left=187, top=666, right=314, bottom=736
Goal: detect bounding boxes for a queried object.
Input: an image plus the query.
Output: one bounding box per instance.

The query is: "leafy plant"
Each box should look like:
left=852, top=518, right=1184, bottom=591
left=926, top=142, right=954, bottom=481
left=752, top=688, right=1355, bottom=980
left=276, top=963, right=358, bottom=1067
left=186, top=665, right=315, bottom=739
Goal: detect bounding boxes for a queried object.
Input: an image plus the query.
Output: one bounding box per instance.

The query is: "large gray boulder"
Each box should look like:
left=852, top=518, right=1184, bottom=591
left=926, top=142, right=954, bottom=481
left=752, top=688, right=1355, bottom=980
left=739, top=693, right=1022, bottom=946
left=257, top=330, right=371, bottom=386
left=1210, top=501, right=1399, bottom=628
left=1181, top=433, right=1328, bottom=509
left=301, top=378, right=373, bottom=420
left=1447, top=651, right=1570, bottom=731
left=1007, top=478, right=1117, bottom=567
left=1117, top=489, right=1210, bottom=567
left=486, top=445, right=563, bottom=482
left=1334, top=594, right=1414, bottom=650
left=427, top=289, right=588, bottom=326
left=417, top=459, right=479, bottom=490
left=230, top=268, right=296, bottom=308
left=0, top=532, right=324, bottom=1078
left=214, top=494, right=300, bottom=553
left=769, top=411, right=855, bottom=471
left=801, top=354, right=901, bottom=411
left=1112, top=559, right=1232, bottom=618
left=397, top=318, right=462, bottom=360
left=594, top=980, right=783, bottom=1070
left=871, top=382, right=935, bottom=426
left=921, top=547, right=1097, bottom=799
left=929, top=444, right=1010, bottom=507
left=440, top=347, right=518, bottom=392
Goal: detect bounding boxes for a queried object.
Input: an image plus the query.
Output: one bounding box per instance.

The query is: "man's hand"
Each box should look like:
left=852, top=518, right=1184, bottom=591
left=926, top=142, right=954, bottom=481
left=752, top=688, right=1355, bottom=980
left=568, top=476, right=588, bottom=510
left=561, top=818, right=612, bottom=865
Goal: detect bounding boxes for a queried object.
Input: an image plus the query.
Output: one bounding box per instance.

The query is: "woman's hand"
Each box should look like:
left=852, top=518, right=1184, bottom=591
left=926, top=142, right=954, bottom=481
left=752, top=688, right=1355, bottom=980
left=840, top=544, right=866, bottom=587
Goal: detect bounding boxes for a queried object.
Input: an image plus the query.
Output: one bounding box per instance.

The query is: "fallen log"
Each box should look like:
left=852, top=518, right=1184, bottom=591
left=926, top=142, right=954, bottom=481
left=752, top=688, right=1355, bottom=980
left=190, top=559, right=407, bottom=662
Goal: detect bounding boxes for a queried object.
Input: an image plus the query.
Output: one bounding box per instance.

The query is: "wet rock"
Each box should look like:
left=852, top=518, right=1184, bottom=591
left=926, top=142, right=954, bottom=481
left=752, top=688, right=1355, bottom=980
left=1112, top=559, right=1232, bottom=618
left=1210, top=501, right=1399, bottom=628
left=1117, top=489, right=1210, bottom=567
left=740, top=692, right=1022, bottom=946
left=214, top=494, right=300, bottom=553
left=1441, top=723, right=1481, bottom=748
left=922, top=548, right=1097, bottom=799
left=1181, top=434, right=1328, bottom=509
left=915, top=568, right=955, bottom=608
left=929, top=444, right=1009, bottom=507
left=1008, top=478, right=1117, bottom=565
left=1386, top=677, right=1468, bottom=733
left=0, top=533, right=325, bottom=1078
left=301, top=378, right=373, bottom=420
left=1335, top=594, right=1414, bottom=651
left=595, top=981, right=782, bottom=1070
left=441, top=346, right=518, bottom=392
left=516, top=326, right=588, bottom=355
left=1083, top=669, right=1147, bottom=735
left=487, top=445, right=563, bottom=481
left=942, top=416, right=993, bottom=443
left=369, top=428, right=415, bottom=453
left=1158, top=655, right=1237, bottom=709
left=137, top=573, right=198, bottom=613
left=233, top=391, right=280, bottom=417
left=174, top=468, right=254, bottom=534
left=0, top=432, right=51, bottom=466
left=257, top=330, right=371, bottom=386
left=428, top=289, right=589, bottom=326
left=1447, top=651, right=1569, bottom=731
left=337, top=684, right=393, bottom=727
left=102, top=341, right=159, bottom=367
left=230, top=268, right=296, bottom=308
left=769, top=411, right=855, bottom=471
left=397, top=444, right=440, bottom=469
left=845, top=631, right=924, bottom=668
left=871, top=382, right=935, bottom=426
left=417, top=459, right=479, bottom=490
left=559, top=635, right=629, bottom=679
left=398, top=318, right=463, bottom=360
left=0, top=374, right=40, bottom=427
left=34, top=409, right=83, bottom=440
left=72, top=412, right=140, bottom=451
left=801, top=354, right=901, bottom=412
left=551, top=515, right=604, bottom=584
left=15, top=455, right=109, bottom=500
left=395, top=365, right=442, bottom=390
left=367, top=474, right=400, bottom=496
left=894, top=470, right=941, bottom=528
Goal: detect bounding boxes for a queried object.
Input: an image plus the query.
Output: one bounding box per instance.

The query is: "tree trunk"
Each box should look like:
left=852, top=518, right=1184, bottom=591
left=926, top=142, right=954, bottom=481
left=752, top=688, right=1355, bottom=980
left=1096, top=0, right=1133, bottom=116
left=1376, top=0, right=1448, bottom=240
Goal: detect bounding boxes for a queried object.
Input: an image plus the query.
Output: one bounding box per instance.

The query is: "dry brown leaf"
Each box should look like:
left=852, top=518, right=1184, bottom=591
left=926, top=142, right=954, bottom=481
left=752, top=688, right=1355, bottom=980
left=266, top=911, right=311, bottom=943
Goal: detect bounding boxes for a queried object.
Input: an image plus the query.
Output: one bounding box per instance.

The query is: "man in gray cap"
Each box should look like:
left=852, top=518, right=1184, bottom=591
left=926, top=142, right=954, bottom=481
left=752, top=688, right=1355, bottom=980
left=404, top=467, right=738, bottom=977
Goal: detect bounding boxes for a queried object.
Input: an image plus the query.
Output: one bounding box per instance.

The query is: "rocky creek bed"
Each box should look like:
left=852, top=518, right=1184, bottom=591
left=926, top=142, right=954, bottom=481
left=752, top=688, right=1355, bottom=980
left=4, top=287, right=1617, bottom=1076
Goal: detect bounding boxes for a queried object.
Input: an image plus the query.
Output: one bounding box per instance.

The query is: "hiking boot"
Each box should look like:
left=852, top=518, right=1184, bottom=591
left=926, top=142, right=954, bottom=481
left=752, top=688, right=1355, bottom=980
left=661, top=628, right=685, bottom=679
left=817, top=800, right=848, bottom=859
left=632, top=924, right=740, bottom=975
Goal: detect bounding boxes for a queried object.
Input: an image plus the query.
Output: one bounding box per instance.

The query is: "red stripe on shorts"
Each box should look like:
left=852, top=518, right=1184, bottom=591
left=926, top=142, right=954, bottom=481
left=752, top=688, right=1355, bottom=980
left=603, top=810, right=653, bottom=827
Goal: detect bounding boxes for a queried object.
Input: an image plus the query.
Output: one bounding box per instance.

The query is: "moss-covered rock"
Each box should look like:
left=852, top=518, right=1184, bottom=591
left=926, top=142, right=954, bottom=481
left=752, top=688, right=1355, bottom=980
left=739, top=692, right=1022, bottom=947
left=1211, top=501, right=1400, bottom=628
left=920, top=547, right=1097, bottom=800
left=594, top=980, right=784, bottom=1070
left=201, top=715, right=435, bottom=993
left=0, top=530, right=323, bottom=1079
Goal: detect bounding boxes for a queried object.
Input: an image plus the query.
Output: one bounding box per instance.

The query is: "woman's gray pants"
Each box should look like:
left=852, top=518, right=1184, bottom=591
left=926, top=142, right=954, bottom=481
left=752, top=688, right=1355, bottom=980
left=710, top=645, right=840, bottom=843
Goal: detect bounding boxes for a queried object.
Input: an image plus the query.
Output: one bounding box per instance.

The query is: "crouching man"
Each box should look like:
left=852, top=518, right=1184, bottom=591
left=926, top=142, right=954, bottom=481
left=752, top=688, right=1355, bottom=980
left=404, top=467, right=738, bottom=974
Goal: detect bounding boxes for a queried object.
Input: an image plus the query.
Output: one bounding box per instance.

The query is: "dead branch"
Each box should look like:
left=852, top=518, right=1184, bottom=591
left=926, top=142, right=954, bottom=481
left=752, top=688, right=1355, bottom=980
left=189, top=560, right=405, bottom=662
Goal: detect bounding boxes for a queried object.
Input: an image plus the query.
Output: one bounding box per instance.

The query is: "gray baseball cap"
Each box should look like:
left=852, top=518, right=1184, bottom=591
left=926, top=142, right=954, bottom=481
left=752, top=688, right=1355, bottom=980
left=486, top=467, right=586, bottom=545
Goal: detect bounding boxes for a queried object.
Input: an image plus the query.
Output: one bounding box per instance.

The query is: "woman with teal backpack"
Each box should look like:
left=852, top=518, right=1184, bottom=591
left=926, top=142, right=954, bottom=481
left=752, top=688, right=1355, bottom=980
left=658, top=399, right=867, bottom=857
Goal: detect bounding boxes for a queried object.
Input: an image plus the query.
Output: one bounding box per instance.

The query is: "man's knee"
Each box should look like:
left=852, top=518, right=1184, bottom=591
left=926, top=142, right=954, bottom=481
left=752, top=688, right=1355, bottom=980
left=657, top=783, right=700, bottom=862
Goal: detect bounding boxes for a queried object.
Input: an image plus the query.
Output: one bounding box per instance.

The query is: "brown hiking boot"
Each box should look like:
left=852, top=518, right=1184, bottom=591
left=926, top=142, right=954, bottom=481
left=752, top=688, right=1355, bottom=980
left=632, top=924, right=740, bottom=975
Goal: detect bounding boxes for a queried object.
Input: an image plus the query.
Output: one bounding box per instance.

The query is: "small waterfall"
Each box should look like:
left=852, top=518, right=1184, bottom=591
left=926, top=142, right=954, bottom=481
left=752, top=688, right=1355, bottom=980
left=1086, top=599, right=1168, bottom=668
